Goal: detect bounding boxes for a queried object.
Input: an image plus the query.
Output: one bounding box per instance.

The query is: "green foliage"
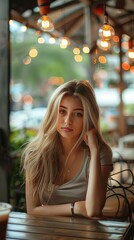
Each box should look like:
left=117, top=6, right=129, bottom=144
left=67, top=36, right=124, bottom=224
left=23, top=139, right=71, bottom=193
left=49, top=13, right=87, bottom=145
left=124, top=104, right=134, bottom=115
left=10, top=128, right=36, bottom=151
left=9, top=128, right=37, bottom=211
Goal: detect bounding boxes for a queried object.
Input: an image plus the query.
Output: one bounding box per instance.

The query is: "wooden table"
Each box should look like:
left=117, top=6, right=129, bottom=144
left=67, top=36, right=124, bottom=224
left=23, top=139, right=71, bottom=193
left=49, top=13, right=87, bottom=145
left=6, top=211, right=133, bottom=240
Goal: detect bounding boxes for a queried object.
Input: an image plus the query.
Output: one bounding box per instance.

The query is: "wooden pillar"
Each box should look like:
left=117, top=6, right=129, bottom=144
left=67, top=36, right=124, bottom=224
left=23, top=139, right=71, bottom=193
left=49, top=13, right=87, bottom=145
left=0, top=0, right=10, bottom=202
left=84, top=5, right=94, bottom=86
left=118, top=35, right=127, bottom=136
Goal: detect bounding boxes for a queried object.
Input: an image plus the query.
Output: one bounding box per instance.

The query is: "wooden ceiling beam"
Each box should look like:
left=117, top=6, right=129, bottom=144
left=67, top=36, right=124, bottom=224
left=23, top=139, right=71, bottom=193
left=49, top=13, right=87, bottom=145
left=10, top=10, right=39, bottom=30
left=79, top=0, right=91, bottom=7
left=54, top=9, right=83, bottom=29
left=65, top=15, right=84, bottom=36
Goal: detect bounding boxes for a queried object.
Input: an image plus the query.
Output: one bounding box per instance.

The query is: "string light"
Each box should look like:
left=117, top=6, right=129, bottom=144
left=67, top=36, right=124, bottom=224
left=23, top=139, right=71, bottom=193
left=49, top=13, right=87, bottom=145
left=23, top=56, right=31, bottom=65
left=122, top=61, right=130, bottom=71
left=38, top=36, right=45, bottom=44
left=130, top=66, right=134, bottom=74
left=128, top=48, right=134, bottom=59
left=73, top=48, right=80, bottom=55
left=98, top=55, right=107, bottom=64
left=49, top=37, right=56, bottom=44
left=113, top=35, right=119, bottom=43
left=74, top=54, right=83, bottom=62
left=60, top=36, right=70, bottom=48
left=29, top=48, right=38, bottom=58
left=82, top=45, right=90, bottom=54
left=20, top=25, right=27, bottom=32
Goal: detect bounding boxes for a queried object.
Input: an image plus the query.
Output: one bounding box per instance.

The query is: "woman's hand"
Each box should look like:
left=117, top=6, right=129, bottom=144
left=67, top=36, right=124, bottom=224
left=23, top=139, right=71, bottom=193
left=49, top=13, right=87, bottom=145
left=83, top=128, right=99, bottom=151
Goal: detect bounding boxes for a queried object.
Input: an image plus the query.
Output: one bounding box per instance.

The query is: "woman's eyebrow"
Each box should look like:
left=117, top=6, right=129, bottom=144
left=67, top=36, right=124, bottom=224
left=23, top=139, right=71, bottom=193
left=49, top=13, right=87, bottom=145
left=73, top=108, right=83, bottom=111
left=60, top=105, right=66, bottom=108
left=60, top=105, right=83, bottom=111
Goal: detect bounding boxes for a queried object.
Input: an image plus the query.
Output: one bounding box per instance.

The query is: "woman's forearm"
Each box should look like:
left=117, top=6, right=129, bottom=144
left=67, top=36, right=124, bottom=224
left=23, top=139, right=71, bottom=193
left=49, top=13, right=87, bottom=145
left=85, top=150, right=106, bottom=217
left=27, top=203, right=72, bottom=216
left=26, top=178, right=72, bottom=217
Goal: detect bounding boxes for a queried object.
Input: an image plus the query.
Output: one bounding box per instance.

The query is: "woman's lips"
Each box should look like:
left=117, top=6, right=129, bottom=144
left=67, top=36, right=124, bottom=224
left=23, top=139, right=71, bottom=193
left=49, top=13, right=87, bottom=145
left=61, top=127, right=73, bottom=132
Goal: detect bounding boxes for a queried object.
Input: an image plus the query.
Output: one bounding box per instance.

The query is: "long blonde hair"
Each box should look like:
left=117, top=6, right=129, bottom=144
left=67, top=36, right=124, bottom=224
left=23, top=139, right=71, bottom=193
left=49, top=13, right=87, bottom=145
left=22, top=79, right=107, bottom=203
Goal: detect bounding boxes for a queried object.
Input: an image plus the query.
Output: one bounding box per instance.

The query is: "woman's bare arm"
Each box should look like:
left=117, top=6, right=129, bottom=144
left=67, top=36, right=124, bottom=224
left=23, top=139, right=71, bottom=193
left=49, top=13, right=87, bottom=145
left=74, top=129, right=111, bottom=218
left=26, top=176, right=72, bottom=216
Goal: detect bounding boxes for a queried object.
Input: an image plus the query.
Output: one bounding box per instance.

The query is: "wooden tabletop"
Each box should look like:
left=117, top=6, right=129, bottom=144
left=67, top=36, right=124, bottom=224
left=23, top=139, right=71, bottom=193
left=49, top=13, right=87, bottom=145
left=6, top=211, right=133, bottom=240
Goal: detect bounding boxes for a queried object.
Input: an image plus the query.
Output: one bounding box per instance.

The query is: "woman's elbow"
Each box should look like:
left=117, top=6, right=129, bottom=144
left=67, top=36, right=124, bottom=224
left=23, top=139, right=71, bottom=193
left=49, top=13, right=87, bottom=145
left=27, top=207, right=37, bottom=216
left=86, top=209, right=102, bottom=218
left=27, top=208, right=33, bottom=215
left=86, top=203, right=103, bottom=218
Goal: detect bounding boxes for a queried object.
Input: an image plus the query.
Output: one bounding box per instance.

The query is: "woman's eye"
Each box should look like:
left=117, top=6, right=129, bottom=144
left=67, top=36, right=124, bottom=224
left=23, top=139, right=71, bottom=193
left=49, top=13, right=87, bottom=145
left=59, top=109, right=66, bottom=115
left=74, top=112, right=83, bottom=117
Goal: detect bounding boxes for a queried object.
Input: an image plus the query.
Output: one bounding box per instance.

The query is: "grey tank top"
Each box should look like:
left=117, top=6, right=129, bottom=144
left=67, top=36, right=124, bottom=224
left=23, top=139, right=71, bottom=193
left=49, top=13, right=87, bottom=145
left=43, top=143, right=113, bottom=205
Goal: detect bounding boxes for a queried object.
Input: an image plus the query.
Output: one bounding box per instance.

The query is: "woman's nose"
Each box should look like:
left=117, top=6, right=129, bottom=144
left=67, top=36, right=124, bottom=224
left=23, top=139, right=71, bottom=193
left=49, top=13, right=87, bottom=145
left=64, top=113, right=72, bottom=125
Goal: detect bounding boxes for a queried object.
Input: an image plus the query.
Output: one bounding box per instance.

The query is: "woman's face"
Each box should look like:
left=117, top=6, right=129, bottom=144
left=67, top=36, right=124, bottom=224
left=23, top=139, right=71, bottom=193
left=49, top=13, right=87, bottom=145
left=56, top=95, right=83, bottom=141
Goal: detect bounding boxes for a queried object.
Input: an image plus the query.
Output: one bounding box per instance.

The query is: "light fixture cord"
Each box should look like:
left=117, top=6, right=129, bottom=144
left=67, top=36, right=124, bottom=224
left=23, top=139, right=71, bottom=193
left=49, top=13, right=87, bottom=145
left=132, top=15, right=134, bottom=47
left=104, top=0, right=108, bottom=24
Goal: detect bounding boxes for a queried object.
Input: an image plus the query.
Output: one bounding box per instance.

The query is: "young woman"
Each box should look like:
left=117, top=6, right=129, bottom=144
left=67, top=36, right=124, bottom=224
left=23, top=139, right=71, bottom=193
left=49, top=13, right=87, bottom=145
left=22, top=79, right=113, bottom=218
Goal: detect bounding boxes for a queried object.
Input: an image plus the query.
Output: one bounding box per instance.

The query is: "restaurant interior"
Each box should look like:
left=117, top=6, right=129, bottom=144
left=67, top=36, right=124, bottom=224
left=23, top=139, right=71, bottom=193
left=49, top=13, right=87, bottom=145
left=0, top=0, right=134, bottom=233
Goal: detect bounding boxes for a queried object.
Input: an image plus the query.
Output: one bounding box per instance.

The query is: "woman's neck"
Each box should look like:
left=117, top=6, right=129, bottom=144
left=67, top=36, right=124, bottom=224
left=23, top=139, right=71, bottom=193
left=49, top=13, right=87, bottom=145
left=59, top=137, right=81, bottom=157
left=55, top=140, right=84, bottom=185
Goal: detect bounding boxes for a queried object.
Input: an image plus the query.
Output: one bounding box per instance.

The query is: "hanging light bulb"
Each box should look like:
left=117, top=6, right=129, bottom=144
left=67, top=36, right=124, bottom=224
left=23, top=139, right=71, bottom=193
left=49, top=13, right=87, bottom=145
left=97, top=38, right=111, bottom=51
left=99, top=23, right=115, bottom=40
left=38, top=15, right=54, bottom=32
left=98, top=1, right=115, bottom=41
left=37, top=0, right=54, bottom=32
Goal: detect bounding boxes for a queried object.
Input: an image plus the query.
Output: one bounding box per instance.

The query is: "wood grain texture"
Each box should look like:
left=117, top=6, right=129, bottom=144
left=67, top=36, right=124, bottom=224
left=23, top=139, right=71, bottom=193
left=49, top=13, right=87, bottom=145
left=6, top=212, right=133, bottom=240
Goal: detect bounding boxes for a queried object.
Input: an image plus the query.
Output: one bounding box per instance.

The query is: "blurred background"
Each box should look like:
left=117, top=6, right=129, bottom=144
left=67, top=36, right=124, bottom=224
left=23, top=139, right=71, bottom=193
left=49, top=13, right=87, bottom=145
left=0, top=0, right=134, bottom=212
